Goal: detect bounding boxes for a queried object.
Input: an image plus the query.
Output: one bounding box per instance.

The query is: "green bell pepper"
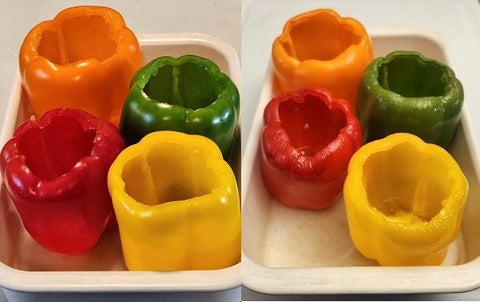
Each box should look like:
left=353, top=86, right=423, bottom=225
left=356, top=50, right=463, bottom=148
left=120, top=55, right=240, bottom=158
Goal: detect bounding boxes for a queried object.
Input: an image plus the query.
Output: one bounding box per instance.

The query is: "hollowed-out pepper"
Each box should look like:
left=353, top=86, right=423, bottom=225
left=272, top=9, right=373, bottom=107
left=120, top=55, right=240, bottom=158
left=357, top=50, right=464, bottom=148
left=260, top=88, right=362, bottom=210
left=19, top=6, right=143, bottom=127
left=343, top=133, right=468, bottom=266
left=0, top=108, right=125, bottom=254
left=107, top=131, right=240, bottom=270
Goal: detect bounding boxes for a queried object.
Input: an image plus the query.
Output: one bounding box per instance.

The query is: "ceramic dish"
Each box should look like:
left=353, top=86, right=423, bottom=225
left=0, top=33, right=241, bottom=302
left=241, top=28, right=480, bottom=294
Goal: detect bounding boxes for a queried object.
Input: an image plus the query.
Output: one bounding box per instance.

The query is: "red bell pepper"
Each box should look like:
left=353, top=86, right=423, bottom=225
left=260, top=88, right=362, bottom=209
left=0, top=108, right=124, bottom=254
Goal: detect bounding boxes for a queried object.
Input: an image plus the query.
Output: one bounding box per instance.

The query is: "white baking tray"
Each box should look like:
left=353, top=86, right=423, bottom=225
left=241, top=27, right=480, bottom=294
left=0, top=33, right=241, bottom=301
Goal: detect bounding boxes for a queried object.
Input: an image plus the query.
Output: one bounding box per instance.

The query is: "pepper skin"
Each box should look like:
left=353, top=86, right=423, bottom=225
left=19, top=6, right=143, bottom=127
left=272, top=9, right=373, bottom=107
left=120, top=55, right=240, bottom=158
left=0, top=108, right=125, bottom=254
left=343, top=133, right=468, bottom=266
left=108, top=131, right=240, bottom=270
left=260, top=88, right=362, bottom=210
left=357, top=50, right=464, bottom=148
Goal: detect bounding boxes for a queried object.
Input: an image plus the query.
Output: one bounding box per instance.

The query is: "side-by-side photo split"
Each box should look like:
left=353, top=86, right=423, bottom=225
left=2, top=0, right=480, bottom=301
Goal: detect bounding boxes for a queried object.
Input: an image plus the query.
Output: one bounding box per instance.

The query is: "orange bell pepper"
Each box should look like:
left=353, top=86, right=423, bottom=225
left=272, top=9, right=373, bottom=108
left=19, top=6, right=143, bottom=127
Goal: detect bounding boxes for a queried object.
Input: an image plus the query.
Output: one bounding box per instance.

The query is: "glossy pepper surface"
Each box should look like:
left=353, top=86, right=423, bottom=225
left=357, top=50, right=464, bottom=148
left=19, top=5, right=143, bottom=127
left=120, top=55, right=240, bottom=158
left=343, top=133, right=468, bottom=266
left=272, top=9, right=373, bottom=107
left=108, top=131, right=240, bottom=270
left=260, top=88, right=362, bottom=210
left=0, top=108, right=125, bottom=254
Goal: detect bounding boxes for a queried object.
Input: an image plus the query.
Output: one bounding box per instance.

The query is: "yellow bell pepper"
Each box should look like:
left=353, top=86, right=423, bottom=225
left=107, top=131, right=240, bottom=271
left=343, top=133, right=468, bottom=266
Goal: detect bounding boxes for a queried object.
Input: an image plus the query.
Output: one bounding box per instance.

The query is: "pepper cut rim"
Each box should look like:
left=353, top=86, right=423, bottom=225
left=108, top=131, right=235, bottom=214
left=1, top=108, right=124, bottom=203
left=372, top=50, right=459, bottom=99
left=22, top=6, right=135, bottom=67
left=262, top=88, right=362, bottom=178
left=140, top=55, right=230, bottom=111
left=277, top=8, right=367, bottom=63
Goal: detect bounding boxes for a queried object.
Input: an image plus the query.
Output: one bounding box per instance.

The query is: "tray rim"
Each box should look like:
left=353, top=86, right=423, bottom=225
left=241, top=26, right=480, bottom=295
left=0, top=33, right=241, bottom=293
